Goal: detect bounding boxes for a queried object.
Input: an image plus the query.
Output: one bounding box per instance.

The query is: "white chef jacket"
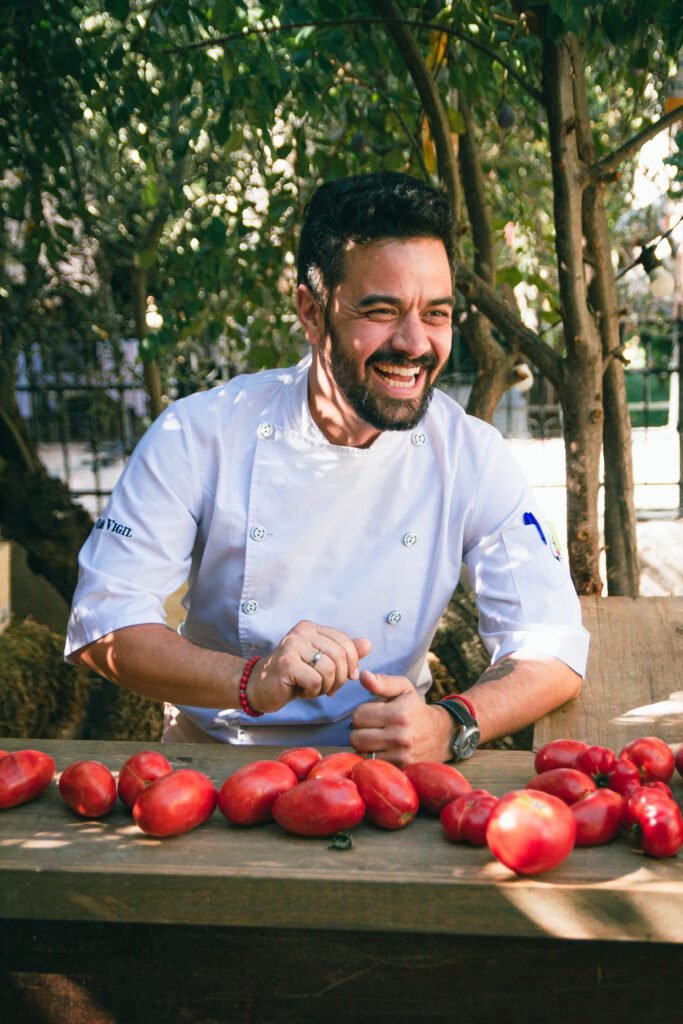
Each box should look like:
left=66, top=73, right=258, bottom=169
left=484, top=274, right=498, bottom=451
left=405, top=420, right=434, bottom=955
left=65, top=355, right=589, bottom=744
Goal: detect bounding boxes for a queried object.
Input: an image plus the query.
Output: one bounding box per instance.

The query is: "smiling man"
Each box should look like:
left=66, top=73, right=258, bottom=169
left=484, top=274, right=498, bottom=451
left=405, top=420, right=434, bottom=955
left=65, top=172, right=589, bottom=764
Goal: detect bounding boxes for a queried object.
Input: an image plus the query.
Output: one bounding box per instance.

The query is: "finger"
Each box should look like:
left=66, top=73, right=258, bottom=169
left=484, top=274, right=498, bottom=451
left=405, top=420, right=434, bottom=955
left=349, top=726, right=386, bottom=756
left=317, top=627, right=371, bottom=681
left=305, top=650, right=339, bottom=695
left=351, top=696, right=387, bottom=730
left=359, top=670, right=414, bottom=700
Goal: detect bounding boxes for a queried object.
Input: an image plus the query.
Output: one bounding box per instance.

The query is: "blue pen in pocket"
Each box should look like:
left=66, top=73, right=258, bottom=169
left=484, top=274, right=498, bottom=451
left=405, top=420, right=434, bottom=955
left=523, top=511, right=547, bottom=545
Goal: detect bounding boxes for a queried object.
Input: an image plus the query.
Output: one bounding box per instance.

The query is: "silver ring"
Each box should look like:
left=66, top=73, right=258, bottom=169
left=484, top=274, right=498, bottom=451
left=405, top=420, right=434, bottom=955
left=310, top=650, right=323, bottom=667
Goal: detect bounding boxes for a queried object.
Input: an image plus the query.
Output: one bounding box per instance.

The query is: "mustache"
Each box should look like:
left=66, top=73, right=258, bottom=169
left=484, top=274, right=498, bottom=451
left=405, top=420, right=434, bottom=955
left=365, top=351, right=438, bottom=370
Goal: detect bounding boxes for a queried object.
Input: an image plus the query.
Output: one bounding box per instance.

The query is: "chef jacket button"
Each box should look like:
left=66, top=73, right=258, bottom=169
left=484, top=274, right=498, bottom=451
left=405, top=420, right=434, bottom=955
left=257, top=422, right=274, bottom=439
left=402, top=531, right=417, bottom=548
left=411, top=431, right=427, bottom=446
left=250, top=525, right=267, bottom=542
left=386, top=610, right=402, bottom=625
left=242, top=600, right=259, bottom=615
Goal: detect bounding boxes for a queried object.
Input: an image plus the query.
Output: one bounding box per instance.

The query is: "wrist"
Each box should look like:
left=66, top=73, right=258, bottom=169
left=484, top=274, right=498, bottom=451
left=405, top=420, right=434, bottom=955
left=239, top=656, right=263, bottom=717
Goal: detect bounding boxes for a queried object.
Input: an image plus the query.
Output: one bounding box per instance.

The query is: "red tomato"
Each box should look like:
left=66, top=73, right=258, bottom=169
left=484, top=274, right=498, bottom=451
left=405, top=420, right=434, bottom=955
left=276, top=747, right=322, bottom=781
left=571, top=789, right=623, bottom=846
left=308, top=752, right=364, bottom=780
left=441, top=792, right=499, bottom=845
left=117, top=751, right=173, bottom=810
left=619, top=736, right=675, bottom=784
left=133, top=769, right=217, bottom=837
left=59, top=760, right=117, bottom=818
left=534, top=739, right=588, bottom=774
left=637, top=800, right=683, bottom=858
left=574, top=745, right=616, bottom=784
left=403, top=761, right=471, bottom=815
left=0, top=750, right=56, bottom=809
left=486, top=790, right=576, bottom=875
left=675, top=745, right=683, bottom=779
left=217, top=760, right=298, bottom=825
left=272, top=776, right=365, bottom=836
left=526, top=767, right=596, bottom=805
left=351, top=759, right=419, bottom=830
left=621, top=785, right=676, bottom=829
left=0, top=750, right=9, bottom=759
left=605, top=757, right=641, bottom=795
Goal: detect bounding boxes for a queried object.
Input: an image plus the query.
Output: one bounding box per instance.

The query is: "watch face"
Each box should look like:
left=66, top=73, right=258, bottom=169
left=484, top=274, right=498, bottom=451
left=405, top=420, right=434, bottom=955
left=457, top=727, right=480, bottom=760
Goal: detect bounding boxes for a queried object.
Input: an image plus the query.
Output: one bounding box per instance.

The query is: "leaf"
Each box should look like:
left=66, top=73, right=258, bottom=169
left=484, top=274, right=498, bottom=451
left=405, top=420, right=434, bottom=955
left=447, top=108, right=466, bottom=134
left=106, top=0, right=130, bottom=22
left=328, top=831, right=355, bottom=851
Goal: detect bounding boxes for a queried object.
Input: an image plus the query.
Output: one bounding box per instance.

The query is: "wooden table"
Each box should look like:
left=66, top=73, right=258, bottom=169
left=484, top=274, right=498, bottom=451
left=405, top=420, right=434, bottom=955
left=1, top=739, right=682, bottom=1023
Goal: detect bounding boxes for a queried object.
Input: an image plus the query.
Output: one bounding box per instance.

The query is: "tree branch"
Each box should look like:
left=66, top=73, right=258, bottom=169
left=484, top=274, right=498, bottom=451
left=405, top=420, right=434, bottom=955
left=455, top=264, right=562, bottom=387
left=596, top=107, right=683, bottom=179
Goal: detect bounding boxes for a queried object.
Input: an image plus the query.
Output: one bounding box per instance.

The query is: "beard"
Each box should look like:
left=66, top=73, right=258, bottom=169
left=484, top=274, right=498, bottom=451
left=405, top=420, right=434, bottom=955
left=327, top=320, right=440, bottom=432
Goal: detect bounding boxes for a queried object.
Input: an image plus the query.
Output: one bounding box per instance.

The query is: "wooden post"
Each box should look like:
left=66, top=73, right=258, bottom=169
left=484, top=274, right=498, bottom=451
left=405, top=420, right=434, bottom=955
left=0, top=541, right=10, bottom=634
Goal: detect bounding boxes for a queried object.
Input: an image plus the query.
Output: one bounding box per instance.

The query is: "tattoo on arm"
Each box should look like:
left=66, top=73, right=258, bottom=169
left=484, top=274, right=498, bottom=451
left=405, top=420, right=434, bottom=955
left=477, top=659, right=517, bottom=684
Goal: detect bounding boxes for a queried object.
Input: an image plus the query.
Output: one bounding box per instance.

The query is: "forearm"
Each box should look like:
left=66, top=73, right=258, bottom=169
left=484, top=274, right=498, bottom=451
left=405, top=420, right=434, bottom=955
left=462, top=653, right=582, bottom=745
left=70, top=624, right=246, bottom=709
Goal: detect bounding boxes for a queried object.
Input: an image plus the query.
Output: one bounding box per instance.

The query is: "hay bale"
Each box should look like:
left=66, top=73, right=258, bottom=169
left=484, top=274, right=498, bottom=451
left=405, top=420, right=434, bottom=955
left=81, top=676, right=164, bottom=743
left=0, top=617, right=90, bottom=738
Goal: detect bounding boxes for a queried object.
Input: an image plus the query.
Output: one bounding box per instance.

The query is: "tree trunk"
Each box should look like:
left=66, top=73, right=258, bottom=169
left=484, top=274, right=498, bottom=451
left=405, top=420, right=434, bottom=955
left=542, top=28, right=603, bottom=593
left=132, top=263, right=164, bottom=420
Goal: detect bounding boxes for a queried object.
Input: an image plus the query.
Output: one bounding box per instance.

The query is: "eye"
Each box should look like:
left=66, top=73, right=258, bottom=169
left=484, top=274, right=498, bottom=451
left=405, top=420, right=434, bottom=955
left=425, top=308, right=452, bottom=320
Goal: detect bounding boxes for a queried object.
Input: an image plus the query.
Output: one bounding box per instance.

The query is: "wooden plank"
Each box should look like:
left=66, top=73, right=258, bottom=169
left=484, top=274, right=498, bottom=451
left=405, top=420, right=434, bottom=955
left=1, top=739, right=683, bottom=943
left=0, top=541, right=9, bottom=634
left=534, top=596, right=683, bottom=749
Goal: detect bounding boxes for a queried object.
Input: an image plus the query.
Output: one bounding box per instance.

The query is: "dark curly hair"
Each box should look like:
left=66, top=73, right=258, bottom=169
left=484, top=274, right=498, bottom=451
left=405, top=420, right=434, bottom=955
left=297, top=172, right=456, bottom=312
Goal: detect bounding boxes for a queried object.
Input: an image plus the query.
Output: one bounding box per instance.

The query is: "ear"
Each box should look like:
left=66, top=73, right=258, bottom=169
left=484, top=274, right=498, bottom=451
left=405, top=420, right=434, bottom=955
left=297, top=284, right=325, bottom=346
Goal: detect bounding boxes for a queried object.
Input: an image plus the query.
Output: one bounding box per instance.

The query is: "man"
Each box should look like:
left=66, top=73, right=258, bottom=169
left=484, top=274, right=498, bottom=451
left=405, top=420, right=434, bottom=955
left=65, top=171, right=588, bottom=764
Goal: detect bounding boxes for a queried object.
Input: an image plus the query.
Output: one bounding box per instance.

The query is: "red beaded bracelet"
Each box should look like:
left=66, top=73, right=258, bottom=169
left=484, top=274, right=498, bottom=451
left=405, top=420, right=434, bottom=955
left=239, top=656, right=263, bottom=718
left=444, top=693, right=477, bottom=720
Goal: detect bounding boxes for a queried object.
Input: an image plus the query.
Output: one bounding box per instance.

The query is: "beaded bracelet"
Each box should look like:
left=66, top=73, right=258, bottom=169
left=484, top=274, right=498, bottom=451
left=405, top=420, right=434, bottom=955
left=239, top=656, right=263, bottom=717
left=444, top=693, right=477, bottom=720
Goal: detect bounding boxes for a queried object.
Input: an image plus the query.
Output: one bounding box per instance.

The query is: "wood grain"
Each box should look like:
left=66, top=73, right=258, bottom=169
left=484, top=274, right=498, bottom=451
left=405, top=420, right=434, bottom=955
left=534, top=596, right=683, bottom=749
left=1, top=738, right=682, bottom=944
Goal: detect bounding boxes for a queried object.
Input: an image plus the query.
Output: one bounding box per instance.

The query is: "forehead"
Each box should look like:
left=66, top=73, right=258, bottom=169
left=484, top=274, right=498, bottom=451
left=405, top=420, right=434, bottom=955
left=337, top=237, right=452, bottom=294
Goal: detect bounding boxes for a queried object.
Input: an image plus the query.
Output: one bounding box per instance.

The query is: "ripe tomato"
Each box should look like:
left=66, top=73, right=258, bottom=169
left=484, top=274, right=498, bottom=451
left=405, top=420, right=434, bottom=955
left=574, top=745, right=616, bottom=785
left=534, top=739, right=588, bottom=774
left=486, top=790, right=576, bottom=875
left=133, top=769, right=217, bottom=837
left=272, top=776, right=365, bottom=836
left=351, top=759, right=419, bottom=830
left=217, top=760, right=298, bottom=826
left=307, top=751, right=364, bottom=780
left=635, top=799, right=683, bottom=858
left=117, top=751, right=173, bottom=810
left=675, top=745, right=683, bottom=779
left=403, top=761, right=471, bottom=815
left=605, top=757, right=641, bottom=795
left=621, top=785, right=676, bottom=829
left=276, top=747, right=322, bottom=781
left=59, top=760, right=117, bottom=818
left=0, top=749, right=56, bottom=809
left=619, top=736, right=675, bottom=784
left=571, top=789, right=623, bottom=846
left=526, top=767, right=596, bottom=805
left=441, top=791, right=498, bottom=845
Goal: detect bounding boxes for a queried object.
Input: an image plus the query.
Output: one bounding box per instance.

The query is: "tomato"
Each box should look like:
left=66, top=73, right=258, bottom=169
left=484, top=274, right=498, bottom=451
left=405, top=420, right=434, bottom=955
left=117, top=751, right=173, bottom=810
left=0, top=749, right=56, bottom=809
left=605, top=757, right=641, bottom=795
left=272, top=776, right=366, bottom=836
left=441, top=791, right=498, bottom=845
left=574, top=745, right=616, bottom=785
left=133, top=769, right=217, bottom=837
left=0, top=750, right=9, bottom=759
left=59, top=760, right=117, bottom=818
left=675, top=745, right=683, bottom=779
left=571, top=789, right=623, bottom=846
left=308, top=751, right=364, bottom=780
left=621, top=785, right=676, bottom=829
left=534, top=739, right=588, bottom=774
left=526, top=767, right=596, bottom=805
left=276, top=747, right=322, bottom=781
left=217, top=760, right=298, bottom=825
left=351, top=759, right=419, bottom=830
left=637, top=800, right=683, bottom=858
left=619, top=736, right=675, bottom=784
left=486, top=790, right=576, bottom=875
left=403, top=761, right=471, bottom=815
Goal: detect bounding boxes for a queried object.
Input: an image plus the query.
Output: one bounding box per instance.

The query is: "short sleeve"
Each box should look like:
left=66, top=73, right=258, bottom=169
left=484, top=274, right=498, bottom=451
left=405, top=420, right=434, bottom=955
left=461, top=429, right=589, bottom=677
left=65, top=401, right=204, bottom=658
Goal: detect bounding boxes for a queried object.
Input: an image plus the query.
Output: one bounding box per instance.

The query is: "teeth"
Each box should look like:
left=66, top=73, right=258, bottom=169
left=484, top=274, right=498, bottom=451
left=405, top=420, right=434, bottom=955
left=374, top=362, right=419, bottom=377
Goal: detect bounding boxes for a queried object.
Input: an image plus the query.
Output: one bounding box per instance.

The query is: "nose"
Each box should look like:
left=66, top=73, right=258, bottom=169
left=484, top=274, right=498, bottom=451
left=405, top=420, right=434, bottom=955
left=390, top=311, right=431, bottom=359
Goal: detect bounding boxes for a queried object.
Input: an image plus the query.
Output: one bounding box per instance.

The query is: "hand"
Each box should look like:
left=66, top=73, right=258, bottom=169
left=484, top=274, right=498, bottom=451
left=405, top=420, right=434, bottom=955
left=349, top=671, right=454, bottom=766
left=247, top=620, right=372, bottom=714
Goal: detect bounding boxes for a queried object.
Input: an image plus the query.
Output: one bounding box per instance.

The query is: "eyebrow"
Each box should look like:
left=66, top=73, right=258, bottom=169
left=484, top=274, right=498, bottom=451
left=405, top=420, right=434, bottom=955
left=356, top=293, right=455, bottom=308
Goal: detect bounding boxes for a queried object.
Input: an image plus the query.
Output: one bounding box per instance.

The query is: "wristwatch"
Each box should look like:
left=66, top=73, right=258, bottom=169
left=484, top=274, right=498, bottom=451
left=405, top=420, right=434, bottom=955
left=433, top=695, right=480, bottom=761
